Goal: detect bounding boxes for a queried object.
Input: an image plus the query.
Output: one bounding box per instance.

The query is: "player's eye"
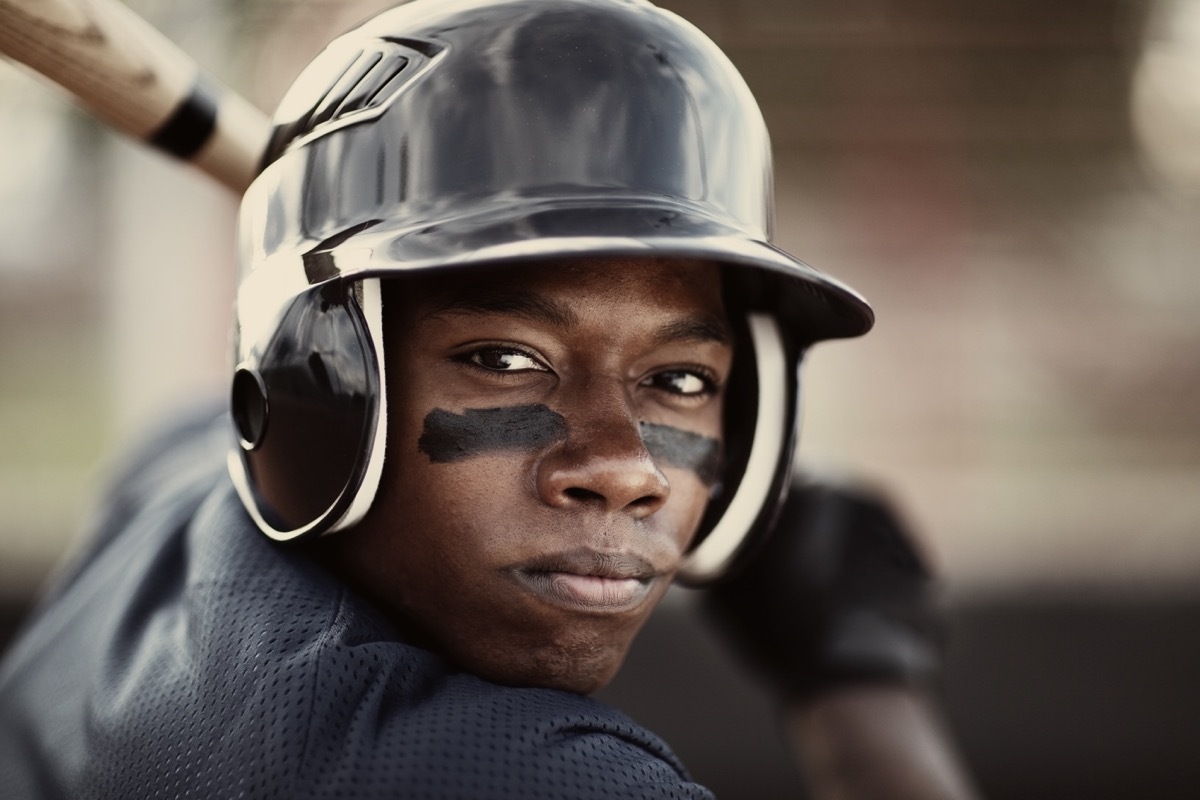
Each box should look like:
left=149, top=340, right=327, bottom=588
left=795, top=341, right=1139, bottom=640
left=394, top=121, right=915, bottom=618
left=467, top=346, right=547, bottom=372
left=645, top=369, right=716, bottom=397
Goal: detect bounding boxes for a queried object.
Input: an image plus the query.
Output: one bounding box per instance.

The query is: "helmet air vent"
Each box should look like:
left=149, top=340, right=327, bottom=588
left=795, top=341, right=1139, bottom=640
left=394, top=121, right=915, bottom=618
left=263, top=38, right=443, bottom=167
left=307, top=48, right=410, bottom=129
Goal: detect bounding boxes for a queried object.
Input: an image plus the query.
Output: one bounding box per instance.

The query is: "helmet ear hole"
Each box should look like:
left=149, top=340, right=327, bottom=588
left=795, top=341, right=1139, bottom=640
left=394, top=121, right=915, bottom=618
left=231, top=367, right=269, bottom=450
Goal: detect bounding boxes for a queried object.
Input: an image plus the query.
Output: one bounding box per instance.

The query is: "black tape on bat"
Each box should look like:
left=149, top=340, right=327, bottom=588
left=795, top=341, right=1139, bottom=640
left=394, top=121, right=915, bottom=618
left=149, top=76, right=218, bottom=160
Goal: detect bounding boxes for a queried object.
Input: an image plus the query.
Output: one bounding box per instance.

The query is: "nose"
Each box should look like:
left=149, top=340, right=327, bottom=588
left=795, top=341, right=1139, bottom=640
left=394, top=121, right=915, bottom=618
left=536, top=385, right=669, bottom=518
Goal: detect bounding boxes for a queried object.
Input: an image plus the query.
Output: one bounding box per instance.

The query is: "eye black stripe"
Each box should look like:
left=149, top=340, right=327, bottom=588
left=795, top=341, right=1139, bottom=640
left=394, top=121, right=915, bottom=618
left=418, top=405, right=567, bottom=462
left=639, top=422, right=720, bottom=485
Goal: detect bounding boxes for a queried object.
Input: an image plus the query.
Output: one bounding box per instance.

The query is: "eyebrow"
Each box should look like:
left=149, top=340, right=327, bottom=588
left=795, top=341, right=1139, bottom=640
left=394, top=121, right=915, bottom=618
left=421, top=291, right=578, bottom=328
left=421, top=289, right=731, bottom=345
left=653, top=316, right=733, bottom=347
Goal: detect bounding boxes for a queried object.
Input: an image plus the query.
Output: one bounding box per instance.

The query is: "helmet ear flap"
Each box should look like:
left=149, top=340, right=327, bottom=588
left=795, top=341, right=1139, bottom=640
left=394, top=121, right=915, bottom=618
left=228, top=279, right=387, bottom=541
left=676, top=312, right=799, bottom=585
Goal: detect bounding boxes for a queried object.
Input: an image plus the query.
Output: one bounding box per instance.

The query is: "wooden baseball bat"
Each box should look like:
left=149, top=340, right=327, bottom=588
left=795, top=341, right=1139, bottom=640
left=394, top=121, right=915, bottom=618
left=0, top=0, right=270, bottom=193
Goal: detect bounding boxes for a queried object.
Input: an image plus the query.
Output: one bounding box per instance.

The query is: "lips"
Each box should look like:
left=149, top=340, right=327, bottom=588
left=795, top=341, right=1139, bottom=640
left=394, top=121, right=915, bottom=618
left=511, top=548, right=659, bottom=612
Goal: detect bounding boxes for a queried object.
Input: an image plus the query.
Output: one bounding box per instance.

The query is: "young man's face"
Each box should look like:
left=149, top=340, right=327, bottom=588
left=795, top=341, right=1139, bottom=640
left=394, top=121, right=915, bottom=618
left=323, top=257, right=732, bottom=693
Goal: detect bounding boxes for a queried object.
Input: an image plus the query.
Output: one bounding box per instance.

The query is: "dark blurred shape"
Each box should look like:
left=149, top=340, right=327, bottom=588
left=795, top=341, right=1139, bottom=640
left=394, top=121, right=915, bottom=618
left=702, top=476, right=942, bottom=700
left=600, top=590, right=1200, bottom=800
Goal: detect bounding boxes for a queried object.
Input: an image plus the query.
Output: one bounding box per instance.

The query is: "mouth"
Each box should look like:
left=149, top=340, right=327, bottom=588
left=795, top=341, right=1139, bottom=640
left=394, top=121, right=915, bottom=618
left=511, top=549, right=660, bottom=612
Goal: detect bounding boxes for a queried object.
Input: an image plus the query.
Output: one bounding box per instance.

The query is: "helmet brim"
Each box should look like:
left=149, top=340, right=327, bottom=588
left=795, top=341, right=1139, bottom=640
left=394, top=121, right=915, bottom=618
left=289, top=196, right=874, bottom=345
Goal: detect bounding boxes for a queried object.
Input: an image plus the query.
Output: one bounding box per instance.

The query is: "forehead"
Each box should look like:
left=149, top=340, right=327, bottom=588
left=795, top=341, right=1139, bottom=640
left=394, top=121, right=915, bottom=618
left=383, top=256, right=730, bottom=331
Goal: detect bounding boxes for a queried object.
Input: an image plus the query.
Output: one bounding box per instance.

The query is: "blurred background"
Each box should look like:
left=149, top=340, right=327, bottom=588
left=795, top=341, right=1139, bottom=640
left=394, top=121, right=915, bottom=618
left=2, top=0, right=1198, bottom=797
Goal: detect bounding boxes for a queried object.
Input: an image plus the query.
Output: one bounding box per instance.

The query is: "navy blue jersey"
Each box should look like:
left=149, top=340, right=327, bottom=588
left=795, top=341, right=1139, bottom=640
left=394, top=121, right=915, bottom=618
left=0, top=411, right=711, bottom=799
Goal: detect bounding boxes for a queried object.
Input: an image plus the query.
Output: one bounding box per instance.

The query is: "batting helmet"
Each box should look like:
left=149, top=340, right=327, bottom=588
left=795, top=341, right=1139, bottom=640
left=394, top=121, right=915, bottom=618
left=228, top=0, right=873, bottom=583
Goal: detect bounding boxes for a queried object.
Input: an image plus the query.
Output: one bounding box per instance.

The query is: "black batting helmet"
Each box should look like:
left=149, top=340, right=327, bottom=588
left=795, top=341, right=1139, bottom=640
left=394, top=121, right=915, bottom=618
left=228, top=0, right=873, bottom=583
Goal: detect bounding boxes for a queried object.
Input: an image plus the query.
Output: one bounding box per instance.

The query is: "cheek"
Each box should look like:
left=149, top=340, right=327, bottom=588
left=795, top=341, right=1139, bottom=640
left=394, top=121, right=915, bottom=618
left=361, top=459, right=515, bottom=625
left=664, top=472, right=714, bottom=551
left=381, top=428, right=532, bottom=564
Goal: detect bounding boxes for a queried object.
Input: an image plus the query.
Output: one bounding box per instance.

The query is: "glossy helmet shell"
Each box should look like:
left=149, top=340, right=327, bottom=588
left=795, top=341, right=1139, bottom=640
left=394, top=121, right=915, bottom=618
left=228, top=0, right=873, bottom=583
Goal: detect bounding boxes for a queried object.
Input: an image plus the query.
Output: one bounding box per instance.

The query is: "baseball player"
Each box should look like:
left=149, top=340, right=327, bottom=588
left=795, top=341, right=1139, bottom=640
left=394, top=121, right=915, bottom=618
left=0, top=1, right=974, bottom=797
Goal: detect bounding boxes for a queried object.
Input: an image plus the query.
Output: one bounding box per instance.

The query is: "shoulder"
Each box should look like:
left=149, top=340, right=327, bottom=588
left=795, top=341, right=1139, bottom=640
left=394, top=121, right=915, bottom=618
left=295, top=614, right=714, bottom=799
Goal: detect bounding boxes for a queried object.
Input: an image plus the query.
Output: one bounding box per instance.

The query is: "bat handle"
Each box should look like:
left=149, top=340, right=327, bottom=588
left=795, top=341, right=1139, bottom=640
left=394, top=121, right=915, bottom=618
left=148, top=75, right=273, bottom=193
left=0, top=0, right=270, bottom=193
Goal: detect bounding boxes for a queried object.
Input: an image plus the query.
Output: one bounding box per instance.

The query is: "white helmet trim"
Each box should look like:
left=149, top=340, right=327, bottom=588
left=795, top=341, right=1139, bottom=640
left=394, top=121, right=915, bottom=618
left=330, top=278, right=388, bottom=533
left=677, top=312, right=787, bottom=581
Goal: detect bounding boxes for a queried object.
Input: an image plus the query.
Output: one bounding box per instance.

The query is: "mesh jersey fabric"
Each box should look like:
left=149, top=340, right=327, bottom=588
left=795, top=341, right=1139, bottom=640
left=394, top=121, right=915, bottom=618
left=0, top=408, right=712, bottom=799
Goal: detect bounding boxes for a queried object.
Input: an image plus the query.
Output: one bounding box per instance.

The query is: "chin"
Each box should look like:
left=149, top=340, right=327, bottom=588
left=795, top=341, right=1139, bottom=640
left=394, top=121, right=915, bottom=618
left=460, top=634, right=632, bottom=695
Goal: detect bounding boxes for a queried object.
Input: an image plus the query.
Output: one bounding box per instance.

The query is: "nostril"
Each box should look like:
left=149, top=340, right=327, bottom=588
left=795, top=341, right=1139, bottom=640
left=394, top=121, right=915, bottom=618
left=564, top=487, right=603, bottom=503
left=627, top=494, right=664, bottom=513
left=561, top=486, right=664, bottom=514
